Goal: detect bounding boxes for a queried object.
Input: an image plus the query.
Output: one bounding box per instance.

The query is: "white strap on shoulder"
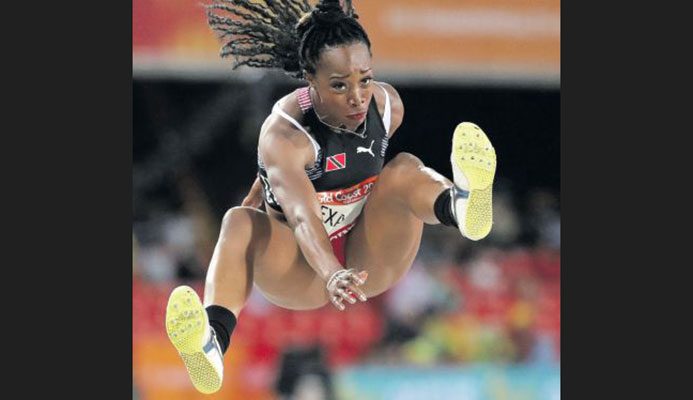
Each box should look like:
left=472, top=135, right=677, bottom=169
left=272, top=102, right=320, bottom=161
left=377, top=83, right=392, bottom=135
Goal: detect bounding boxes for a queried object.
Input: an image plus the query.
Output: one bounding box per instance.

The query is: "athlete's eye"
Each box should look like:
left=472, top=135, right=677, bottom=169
left=361, top=77, right=372, bottom=85
left=331, top=82, right=346, bottom=90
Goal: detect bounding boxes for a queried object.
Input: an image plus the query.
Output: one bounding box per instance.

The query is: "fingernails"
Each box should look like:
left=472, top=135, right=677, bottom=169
left=345, top=292, right=356, bottom=303
left=359, top=271, right=368, bottom=279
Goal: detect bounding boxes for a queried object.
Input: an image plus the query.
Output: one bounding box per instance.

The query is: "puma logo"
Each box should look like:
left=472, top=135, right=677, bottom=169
left=357, top=140, right=375, bottom=157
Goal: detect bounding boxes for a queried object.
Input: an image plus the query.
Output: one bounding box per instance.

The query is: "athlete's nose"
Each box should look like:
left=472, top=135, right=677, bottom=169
left=348, top=88, right=365, bottom=107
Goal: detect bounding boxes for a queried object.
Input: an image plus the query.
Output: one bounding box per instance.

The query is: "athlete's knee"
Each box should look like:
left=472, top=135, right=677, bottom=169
left=220, top=206, right=257, bottom=239
left=381, top=152, right=424, bottom=185
left=386, top=152, right=423, bottom=173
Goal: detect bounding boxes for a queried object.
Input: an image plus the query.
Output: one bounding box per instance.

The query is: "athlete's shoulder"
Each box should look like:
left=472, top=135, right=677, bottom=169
left=262, top=88, right=308, bottom=135
left=276, top=89, right=307, bottom=122
left=374, top=81, right=401, bottom=103
left=373, top=81, right=404, bottom=135
left=259, top=89, right=315, bottom=167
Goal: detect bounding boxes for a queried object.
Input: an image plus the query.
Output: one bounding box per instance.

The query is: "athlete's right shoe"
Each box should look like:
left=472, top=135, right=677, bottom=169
left=450, top=122, right=497, bottom=241
left=165, top=285, right=224, bottom=394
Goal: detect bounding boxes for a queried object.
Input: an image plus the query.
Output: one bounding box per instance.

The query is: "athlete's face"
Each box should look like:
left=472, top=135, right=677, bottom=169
left=306, top=42, right=374, bottom=131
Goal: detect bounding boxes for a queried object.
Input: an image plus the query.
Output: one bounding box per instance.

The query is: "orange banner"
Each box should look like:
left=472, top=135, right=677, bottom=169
left=133, top=1, right=559, bottom=81
left=355, top=0, right=559, bottom=74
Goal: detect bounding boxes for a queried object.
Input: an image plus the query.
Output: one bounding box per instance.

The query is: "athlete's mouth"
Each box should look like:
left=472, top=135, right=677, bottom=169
left=346, top=111, right=367, bottom=120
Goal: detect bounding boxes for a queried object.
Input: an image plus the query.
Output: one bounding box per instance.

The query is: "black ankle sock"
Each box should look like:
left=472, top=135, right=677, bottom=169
left=206, top=305, right=237, bottom=354
left=434, top=187, right=458, bottom=228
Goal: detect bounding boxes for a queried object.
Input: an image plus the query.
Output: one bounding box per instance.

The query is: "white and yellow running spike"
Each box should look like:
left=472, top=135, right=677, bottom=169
left=165, top=286, right=224, bottom=394
left=450, top=122, right=497, bottom=241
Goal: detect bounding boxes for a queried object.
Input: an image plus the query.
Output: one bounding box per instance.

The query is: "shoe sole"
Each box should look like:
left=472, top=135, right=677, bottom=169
left=451, top=122, right=497, bottom=240
left=165, top=285, right=222, bottom=394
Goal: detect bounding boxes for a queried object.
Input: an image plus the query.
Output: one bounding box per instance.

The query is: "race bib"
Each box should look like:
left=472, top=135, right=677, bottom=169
left=316, top=175, right=378, bottom=241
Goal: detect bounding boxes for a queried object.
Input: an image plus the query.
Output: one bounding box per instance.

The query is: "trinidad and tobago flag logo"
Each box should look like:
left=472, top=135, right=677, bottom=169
left=325, top=153, right=346, bottom=172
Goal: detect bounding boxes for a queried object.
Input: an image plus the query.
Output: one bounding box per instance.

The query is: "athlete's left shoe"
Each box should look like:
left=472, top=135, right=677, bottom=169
left=450, top=122, right=497, bottom=241
left=165, top=286, right=224, bottom=394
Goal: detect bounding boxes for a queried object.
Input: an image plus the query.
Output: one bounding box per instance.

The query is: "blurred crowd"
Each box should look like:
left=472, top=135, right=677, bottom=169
left=133, top=181, right=560, bottom=372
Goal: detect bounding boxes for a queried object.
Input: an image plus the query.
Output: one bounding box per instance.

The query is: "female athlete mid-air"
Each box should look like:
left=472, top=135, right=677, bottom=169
left=164, top=0, right=497, bottom=393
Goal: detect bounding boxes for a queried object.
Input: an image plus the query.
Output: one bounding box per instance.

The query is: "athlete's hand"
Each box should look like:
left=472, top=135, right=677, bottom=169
left=326, top=269, right=368, bottom=311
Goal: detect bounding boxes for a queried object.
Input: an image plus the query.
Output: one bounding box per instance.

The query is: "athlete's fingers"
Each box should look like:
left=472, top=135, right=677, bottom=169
left=344, top=271, right=365, bottom=286
left=331, top=295, right=345, bottom=311
left=338, top=277, right=352, bottom=287
left=337, top=288, right=356, bottom=304
left=326, top=269, right=366, bottom=310
left=346, top=284, right=367, bottom=302
left=355, top=271, right=368, bottom=285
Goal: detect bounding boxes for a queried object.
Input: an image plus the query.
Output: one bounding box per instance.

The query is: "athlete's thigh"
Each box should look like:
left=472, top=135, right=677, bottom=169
left=239, top=207, right=330, bottom=310
left=344, top=175, right=424, bottom=298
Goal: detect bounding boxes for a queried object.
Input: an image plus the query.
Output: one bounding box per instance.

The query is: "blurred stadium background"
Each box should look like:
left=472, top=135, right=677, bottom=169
left=133, top=0, right=560, bottom=399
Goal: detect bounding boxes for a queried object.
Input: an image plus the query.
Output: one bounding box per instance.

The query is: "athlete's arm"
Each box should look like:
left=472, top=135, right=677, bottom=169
left=258, top=116, right=345, bottom=282
left=375, top=81, right=404, bottom=137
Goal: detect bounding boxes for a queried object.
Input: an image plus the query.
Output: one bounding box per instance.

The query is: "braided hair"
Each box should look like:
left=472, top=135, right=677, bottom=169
left=206, top=0, right=372, bottom=80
